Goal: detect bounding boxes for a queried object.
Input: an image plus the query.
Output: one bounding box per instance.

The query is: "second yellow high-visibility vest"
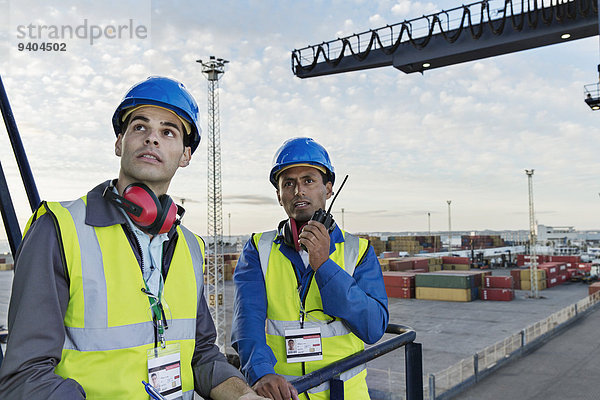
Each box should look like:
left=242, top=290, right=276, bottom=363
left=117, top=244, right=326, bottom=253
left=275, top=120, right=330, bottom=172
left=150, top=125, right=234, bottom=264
left=254, top=229, right=370, bottom=400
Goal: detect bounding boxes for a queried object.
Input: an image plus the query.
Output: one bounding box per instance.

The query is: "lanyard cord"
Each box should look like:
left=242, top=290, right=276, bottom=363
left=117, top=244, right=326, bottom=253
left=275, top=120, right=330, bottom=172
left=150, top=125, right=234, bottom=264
left=297, top=269, right=314, bottom=329
left=141, top=282, right=168, bottom=349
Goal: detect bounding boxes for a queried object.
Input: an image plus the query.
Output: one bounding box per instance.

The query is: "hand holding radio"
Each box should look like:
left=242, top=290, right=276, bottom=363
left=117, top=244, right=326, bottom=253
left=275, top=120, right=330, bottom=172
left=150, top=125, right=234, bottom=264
left=298, top=220, right=331, bottom=270
left=298, top=175, right=349, bottom=270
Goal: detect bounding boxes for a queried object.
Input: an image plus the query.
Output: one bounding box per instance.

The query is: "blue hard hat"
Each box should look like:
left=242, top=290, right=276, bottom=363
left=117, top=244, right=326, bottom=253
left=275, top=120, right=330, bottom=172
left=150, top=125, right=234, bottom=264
left=270, top=137, right=335, bottom=187
left=112, top=76, right=202, bottom=154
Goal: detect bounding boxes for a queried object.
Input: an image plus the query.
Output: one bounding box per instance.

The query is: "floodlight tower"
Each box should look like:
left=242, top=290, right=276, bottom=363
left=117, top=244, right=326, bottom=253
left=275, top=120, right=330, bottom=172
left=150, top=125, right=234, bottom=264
left=525, top=169, right=539, bottom=299
left=447, top=200, right=452, bottom=254
left=197, top=56, right=229, bottom=351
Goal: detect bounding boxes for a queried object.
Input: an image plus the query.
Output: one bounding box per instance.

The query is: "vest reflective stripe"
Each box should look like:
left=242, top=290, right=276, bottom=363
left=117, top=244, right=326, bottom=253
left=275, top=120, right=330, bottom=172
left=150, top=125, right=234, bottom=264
left=256, top=229, right=370, bottom=398
left=62, top=199, right=108, bottom=328
left=343, top=232, right=359, bottom=276
left=180, top=225, right=206, bottom=300
left=64, top=318, right=197, bottom=351
left=257, top=230, right=361, bottom=278
left=267, top=319, right=351, bottom=338
left=257, top=230, right=277, bottom=277
left=39, top=199, right=203, bottom=399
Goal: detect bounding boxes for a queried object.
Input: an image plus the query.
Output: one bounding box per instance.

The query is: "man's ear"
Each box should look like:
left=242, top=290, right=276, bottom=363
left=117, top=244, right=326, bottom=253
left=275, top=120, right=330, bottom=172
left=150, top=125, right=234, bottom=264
left=115, top=134, right=123, bottom=157
left=277, top=189, right=283, bottom=206
left=179, top=146, right=192, bottom=167
left=325, top=181, right=333, bottom=200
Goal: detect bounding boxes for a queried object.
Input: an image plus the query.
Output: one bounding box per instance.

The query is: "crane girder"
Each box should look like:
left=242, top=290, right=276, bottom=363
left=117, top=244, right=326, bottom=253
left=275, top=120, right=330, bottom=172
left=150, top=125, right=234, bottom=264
left=292, top=0, right=598, bottom=78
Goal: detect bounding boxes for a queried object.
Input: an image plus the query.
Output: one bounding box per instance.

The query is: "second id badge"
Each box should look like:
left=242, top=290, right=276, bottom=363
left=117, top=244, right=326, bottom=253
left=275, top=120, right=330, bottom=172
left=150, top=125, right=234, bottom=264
left=147, top=343, right=182, bottom=400
left=284, top=326, right=323, bottom=363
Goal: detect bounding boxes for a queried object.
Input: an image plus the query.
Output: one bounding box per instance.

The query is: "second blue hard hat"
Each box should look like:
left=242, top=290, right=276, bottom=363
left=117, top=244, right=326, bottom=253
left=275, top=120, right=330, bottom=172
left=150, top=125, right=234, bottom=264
left=112, top=76, right=202, bottom=154
left=270, top=137, right=335, bottom=188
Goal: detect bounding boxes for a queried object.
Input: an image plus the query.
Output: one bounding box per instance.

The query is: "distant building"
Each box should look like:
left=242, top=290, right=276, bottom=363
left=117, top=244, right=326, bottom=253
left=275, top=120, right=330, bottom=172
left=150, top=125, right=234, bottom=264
left=537, top=225, right=578, bottom=246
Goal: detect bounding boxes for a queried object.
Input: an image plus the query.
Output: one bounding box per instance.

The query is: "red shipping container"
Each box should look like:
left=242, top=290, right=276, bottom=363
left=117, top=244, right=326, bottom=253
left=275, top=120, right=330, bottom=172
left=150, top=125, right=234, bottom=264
left=514, top=279, right=521, bottom=290
left=442, top=256, right=470, bottom=265
left=481, top=288, right=514, bottom=301
left=383, top=272, right=416, bottom=288
left=547, top=255, right=580, bottom=264
left=589, top=282, right=600, bottom=296
left=388, top=260, right=414, bottom=271
left=557, top=263, right=567, bottom=272
left=386, top=286, right=415, bottom=298
left=539, top=264, right=558, bottom=278
left=484, top=276, right=514, bottom=289
left=547, top=277, right=559, bottom=288
left=510, top=269, right=521, bottom=281
left=558, top=274, right=568, bottom=283
left=518, top=254, right=549, bottom=266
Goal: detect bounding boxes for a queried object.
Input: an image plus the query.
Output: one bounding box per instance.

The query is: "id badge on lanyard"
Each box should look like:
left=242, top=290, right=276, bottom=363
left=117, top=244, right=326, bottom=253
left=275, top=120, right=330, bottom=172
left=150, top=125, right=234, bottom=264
left=147, top=344, right=182, bottom=400
left=284, top=326, right=323, bottom=363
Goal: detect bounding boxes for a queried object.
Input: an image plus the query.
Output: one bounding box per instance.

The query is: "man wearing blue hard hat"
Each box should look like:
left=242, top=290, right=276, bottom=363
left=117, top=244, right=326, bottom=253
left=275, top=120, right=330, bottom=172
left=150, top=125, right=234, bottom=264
left=232, top=138, right=389, bottom=399
left=0, top=77, right=266, bottom=400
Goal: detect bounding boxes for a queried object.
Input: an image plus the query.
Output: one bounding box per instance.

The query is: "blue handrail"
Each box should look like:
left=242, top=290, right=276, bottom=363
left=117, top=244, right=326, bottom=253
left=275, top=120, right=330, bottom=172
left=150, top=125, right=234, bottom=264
left=291, top=323, right=423, bottom=400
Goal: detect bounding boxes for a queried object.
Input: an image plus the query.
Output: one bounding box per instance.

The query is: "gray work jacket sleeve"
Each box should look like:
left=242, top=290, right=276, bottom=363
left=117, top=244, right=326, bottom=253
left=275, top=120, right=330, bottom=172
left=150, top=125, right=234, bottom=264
left=192, top=290, right=245, bottom=398
left=0, top=214, right=86, bottom=399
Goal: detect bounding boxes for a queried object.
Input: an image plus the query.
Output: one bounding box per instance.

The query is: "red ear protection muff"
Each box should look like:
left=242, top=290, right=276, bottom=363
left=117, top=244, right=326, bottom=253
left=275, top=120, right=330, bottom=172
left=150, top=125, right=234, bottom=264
left=281, top=218, right=306, bottom=252
left=103, top=182, right=184, bottom=235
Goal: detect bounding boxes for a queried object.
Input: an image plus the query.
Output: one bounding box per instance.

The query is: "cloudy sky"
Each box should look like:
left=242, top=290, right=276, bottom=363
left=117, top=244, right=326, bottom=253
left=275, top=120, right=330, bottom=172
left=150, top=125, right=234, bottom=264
left=0, top=0, right=598, bottom=241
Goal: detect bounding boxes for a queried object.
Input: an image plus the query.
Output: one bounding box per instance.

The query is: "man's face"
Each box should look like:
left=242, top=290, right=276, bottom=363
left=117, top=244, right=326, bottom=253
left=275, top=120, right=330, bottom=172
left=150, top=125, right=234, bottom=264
left=277, top=165, right=332, bottom=223
left=115, top=106, right=191, bottom=195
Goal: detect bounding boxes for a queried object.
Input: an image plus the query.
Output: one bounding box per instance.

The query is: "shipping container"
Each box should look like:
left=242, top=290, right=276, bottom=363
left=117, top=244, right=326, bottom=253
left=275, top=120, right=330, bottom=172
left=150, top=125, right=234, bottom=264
left=588, top=282, right=600, bottom=296
left=383, top=272, right=416, bottom=288
left=416, top=273, right=475, bottom=289
left=442, top=256, right=470, bottom=265
left=436, top=270, right=488, bottom=288
left=484, top=276, right=514, bottom=289
left=416, top=287, right=472, bottom=302
left=481, top=288, right=514, bottom=301
left=520, top=269, right=547, bottom=281
left=510, top=269, right=521, bottom=281
left=520, top=279, right=547, bottom=291
left=0, top=263, right=13, bottom=271
left=386, top=286, right=415, bottom=299
left=442, top=264, right=470, bottom=271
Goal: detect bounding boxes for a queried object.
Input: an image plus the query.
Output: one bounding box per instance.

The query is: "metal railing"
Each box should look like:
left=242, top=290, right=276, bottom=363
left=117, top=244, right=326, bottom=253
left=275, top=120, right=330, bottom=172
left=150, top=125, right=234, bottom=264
left=291, top=323, right=423, bottom=400
left=0, top=74, right=42, bottom=367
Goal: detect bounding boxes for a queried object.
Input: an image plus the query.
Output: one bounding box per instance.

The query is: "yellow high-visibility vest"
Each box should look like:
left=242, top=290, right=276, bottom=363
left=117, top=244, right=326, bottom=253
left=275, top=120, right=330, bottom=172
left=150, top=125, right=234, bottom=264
left=254, top=229, right=370, bottom=400
left=27, top=198, right=204, bottom=400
